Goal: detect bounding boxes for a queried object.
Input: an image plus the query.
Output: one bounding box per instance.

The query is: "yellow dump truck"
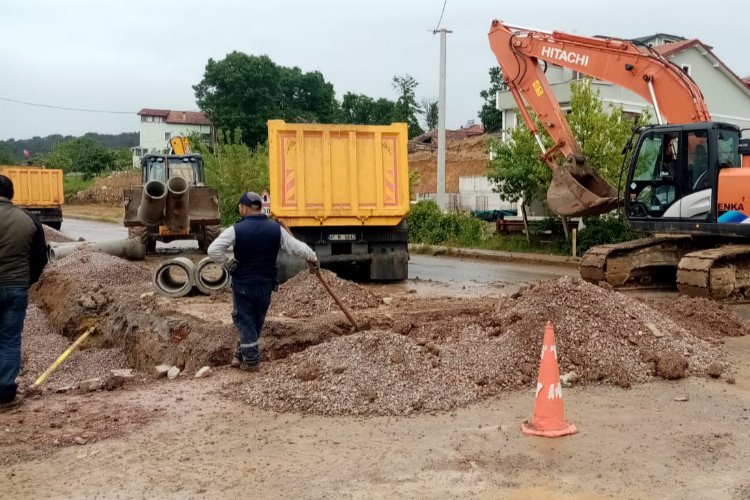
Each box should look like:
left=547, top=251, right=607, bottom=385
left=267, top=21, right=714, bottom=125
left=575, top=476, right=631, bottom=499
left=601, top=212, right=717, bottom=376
left=0, top=166, right=64, bottom=229
left=268, top=120, right=410, bottom=280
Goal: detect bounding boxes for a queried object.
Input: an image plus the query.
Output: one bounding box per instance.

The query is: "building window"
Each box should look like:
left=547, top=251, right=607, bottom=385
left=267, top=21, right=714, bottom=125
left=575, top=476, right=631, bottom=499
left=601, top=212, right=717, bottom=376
left=681, top=64, right=691, bottom=76
left=165, top=132, right=172, bottom=141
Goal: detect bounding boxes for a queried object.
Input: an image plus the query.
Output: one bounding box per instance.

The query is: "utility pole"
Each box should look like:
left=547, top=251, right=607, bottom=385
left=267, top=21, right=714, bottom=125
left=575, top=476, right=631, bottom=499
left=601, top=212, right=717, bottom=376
left=434, top=28, right=451, bottom=211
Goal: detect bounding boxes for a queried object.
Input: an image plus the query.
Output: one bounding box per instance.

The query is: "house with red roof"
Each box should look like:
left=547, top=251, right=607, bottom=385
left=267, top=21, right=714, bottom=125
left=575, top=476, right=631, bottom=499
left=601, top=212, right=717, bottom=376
left=132, top=108, right=213, bottom=166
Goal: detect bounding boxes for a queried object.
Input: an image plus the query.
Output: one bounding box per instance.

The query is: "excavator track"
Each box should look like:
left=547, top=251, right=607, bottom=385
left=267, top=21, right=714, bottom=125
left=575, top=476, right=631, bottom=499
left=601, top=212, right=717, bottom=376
left=676, top=245, right=750, bottom=300
left=580, top=236, right=694, bottom=287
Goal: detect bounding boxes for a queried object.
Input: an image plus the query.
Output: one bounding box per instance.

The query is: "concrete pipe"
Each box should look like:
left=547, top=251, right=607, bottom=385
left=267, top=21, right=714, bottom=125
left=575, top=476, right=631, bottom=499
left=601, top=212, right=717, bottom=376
left=165, top=176, right=190, bottom=233
left=48, top=238, right=146, bottom=262
left=137, top=180, right=168, bottom=225
left=152, top=257, right=196, bottom=297
left=194, top=257, right=230, bottom=294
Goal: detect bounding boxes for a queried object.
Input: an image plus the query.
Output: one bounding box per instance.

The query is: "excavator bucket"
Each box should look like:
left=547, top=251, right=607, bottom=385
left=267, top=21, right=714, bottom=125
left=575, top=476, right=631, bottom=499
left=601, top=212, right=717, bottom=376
left=547, top=163, right=621, bottom=216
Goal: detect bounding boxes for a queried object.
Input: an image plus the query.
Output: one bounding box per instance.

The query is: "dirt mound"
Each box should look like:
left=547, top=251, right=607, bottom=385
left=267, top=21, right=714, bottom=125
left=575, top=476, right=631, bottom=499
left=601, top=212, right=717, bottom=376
left=642, top=296, right=750, bottom=340
left=234, top=277, right=732, bottom=416
left=19, top=304, right=127, bottom=390
left=44, top=249, right=151, bottom=288
left=269, top=270, right=382, bottom=318
left=72, top=170, right=140, bottom=206
left=409, top=135, right=489, bottom=193
left=43, top=225, right=76, bottom=243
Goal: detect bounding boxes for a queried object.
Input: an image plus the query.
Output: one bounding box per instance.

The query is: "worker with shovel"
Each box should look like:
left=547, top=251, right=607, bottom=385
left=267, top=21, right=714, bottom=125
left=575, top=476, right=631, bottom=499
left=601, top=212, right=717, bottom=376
left=0, top=175, right=48, bottom=410
left=208, top=192, right=319, bottom=372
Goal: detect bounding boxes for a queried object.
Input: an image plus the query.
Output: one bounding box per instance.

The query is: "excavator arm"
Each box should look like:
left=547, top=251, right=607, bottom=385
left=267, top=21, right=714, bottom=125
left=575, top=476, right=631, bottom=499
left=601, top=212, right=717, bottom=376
left=487, top=20, right=711, bottom=215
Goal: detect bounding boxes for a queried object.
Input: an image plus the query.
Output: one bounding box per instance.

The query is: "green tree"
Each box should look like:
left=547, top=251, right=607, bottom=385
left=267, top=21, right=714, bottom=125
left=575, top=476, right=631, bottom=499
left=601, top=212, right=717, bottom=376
left=392, top=74, right=424, bottom=138
left=567, top=79, right=651, bottom=186
left=478, top=67, right=507, bottom=133
left=487, top=114, right=552, bottom=238
left=339, top=93, right=397, bottom=125
left=44, top=137, right=116, bottom=178
left=193, top=52, right=338, bottom=147
left=422, top=98, right=438, bottom=131
left=0, top=143, right=14, bottom=164
left=193, top=129, right=270, bottom=226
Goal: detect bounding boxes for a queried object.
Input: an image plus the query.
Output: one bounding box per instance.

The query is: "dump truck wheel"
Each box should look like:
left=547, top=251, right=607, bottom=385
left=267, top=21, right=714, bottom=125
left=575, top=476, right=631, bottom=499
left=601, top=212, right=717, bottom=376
left=198, top=225, right=221, bottom=253
left=45, top=221, right=62, bottom=231
left=128, top=226, right=156, bottom=253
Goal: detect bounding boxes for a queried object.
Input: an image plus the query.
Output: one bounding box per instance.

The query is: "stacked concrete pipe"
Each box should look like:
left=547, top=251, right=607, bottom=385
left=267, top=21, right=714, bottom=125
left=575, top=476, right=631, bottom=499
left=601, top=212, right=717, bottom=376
left=48, top=239, right=146, bottom=262
left=194, top=257, right=230, bottom=294
left=152, top=257, right=230, bottom=297
left=152, top=257, right=197, bottom=297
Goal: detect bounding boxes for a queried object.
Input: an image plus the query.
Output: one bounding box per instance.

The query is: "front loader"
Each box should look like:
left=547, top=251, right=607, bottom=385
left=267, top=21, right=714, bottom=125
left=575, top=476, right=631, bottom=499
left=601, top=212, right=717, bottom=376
left=124, top=153, right=221, bottom=252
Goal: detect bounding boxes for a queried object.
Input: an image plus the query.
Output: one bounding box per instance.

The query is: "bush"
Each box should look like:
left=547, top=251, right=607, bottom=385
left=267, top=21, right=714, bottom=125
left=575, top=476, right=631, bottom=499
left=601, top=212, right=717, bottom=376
left=194, top=130, right=270, bottom=226
left=576, top=215, right=638, bottom=255
left=407, top=200, right=484, bottom=246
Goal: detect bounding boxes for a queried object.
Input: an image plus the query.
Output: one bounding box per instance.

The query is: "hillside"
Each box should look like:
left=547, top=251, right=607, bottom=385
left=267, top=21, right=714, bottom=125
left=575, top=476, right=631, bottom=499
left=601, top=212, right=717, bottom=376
left=408, top=135, right=490, bottom=194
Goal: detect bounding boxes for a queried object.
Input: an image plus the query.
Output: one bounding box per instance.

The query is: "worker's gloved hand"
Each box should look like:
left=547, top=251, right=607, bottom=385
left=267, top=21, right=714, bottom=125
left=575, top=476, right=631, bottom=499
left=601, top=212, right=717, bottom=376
left=307, top=260, right=320, bottom=274
left=223, top=258, right=238, bottom=275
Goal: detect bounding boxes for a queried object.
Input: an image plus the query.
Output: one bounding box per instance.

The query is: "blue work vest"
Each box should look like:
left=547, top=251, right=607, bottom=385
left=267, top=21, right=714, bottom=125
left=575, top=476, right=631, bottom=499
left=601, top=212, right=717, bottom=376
left=232, top=215, right=282, bottom=285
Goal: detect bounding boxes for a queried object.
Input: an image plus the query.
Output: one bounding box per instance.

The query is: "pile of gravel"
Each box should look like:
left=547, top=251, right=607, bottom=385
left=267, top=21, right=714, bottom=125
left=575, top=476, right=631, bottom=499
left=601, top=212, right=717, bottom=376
left=42, top=225, right=76, bottom=243
left=19, top=304, right=127, bottom=389
left=235, top=277, right=735, bottom=416
left=269, top=270, right=381, bottom=318
left=642, top=296, right=750, bottom=340
left=44, top=249, right=151, bottom=287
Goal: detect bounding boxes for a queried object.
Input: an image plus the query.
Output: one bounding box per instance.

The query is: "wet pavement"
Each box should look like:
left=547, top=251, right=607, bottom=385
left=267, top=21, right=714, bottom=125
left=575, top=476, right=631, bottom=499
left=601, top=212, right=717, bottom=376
left=61, top=218, right=197, bottom=250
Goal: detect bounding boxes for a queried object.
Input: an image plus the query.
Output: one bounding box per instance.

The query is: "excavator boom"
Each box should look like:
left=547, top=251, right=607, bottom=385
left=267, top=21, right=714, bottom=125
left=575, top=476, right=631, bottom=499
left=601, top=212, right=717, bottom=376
left=487, top=20, right=711, bottom=216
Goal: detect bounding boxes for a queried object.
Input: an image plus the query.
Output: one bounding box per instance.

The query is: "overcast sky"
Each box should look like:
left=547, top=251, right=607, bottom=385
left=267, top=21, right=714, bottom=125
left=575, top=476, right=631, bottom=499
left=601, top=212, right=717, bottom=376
left=1, top=0, right=748, bottom=140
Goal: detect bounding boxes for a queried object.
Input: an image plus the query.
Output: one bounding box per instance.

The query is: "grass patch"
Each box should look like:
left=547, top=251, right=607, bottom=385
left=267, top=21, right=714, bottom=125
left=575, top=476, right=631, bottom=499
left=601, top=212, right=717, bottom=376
left=63, top=176, right=94, bottom=201
left=471, top=234, right=571, bottom=255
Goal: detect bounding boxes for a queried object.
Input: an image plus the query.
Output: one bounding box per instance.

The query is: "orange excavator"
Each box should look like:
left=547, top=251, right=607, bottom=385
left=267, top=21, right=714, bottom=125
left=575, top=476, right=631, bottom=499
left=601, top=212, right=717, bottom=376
left=488, top=20, right=750, bottom=299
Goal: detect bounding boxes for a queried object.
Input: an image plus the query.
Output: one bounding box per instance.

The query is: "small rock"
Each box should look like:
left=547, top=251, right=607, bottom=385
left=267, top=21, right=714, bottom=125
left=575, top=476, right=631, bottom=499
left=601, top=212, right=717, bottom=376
left=110, top=369, right=135, bottom=379
left=707, top=362, right=724, bottom=379
left=726, top=377, right=736, bottom=385
left=406, top=289, right=417, bottom=294
left=153, top=365, right=171, bottom=379
left=140, top=291, right=154, bottom=299
left=673, top=396, right=689, bottom=402
left=104, top=374, right=125, bottom=391
left=167, top=366, right=181, bottom=380
left=645, top=323, right=664, bottom=338
left=74, top=437, right=87, bottom=445
left=78, top=378, right=103, bottom=393
left=194, top=366, right=212, bottom=379
left=382, top=297, right=393, bottom=305
left=657, top=351, right=688, bottom=380
left=560, top=371, right=579, bottom=387
left=77, top=295, right=97, bottom=310
left=332, top=365, right=347, bottom=374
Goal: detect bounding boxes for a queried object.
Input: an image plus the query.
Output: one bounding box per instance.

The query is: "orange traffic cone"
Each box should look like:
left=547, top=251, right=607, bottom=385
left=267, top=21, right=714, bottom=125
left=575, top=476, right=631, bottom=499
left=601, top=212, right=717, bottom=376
left=521, top=321, right=577, bottom=438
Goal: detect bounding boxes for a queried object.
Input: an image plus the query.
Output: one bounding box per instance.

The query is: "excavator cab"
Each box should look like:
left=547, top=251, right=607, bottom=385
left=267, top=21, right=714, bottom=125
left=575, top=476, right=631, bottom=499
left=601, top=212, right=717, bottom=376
left=625, top=122, right=743, bottom=227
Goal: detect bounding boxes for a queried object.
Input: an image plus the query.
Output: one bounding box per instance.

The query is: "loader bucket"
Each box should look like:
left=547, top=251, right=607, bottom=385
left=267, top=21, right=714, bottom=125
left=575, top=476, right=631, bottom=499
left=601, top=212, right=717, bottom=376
left=546, top=163, right=621, bottom=216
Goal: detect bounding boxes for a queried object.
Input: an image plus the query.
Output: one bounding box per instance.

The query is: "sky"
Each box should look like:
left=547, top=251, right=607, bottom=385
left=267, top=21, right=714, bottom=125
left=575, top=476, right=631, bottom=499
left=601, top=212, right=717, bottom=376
left=1, top=0, right=749, bottom=141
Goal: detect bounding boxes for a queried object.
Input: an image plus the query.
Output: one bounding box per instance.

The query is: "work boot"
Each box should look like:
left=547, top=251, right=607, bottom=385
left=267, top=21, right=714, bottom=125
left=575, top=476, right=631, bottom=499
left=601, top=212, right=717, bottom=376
left=238, top=363, right=259, bottom=373
left=230, top=355, right=242, bottom=368
left=0, top=395, right=23, bottom=411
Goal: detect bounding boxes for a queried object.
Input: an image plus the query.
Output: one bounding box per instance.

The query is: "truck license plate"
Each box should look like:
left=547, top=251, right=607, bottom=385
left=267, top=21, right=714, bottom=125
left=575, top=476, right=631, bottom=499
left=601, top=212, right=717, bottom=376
left=329, top=234, right=356, bottom=241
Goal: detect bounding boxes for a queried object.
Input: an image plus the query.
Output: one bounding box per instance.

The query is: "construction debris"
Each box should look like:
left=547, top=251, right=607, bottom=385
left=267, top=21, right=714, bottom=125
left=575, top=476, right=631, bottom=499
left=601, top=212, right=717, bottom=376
left=195, top=366, right=212, bottom=378
left=167, top=366, right=181, bottom=380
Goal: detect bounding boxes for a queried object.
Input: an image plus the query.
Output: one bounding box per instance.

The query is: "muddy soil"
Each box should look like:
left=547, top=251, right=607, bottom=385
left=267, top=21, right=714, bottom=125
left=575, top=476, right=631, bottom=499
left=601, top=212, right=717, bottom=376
left=2, top=336, right=749, bottom=499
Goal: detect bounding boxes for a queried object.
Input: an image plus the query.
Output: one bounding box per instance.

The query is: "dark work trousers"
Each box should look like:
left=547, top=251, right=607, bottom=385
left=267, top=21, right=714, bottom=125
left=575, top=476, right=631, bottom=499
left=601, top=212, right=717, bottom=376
left=231, top=282, right=274, bottom=366
left=0, top=287, right=28, bottom=404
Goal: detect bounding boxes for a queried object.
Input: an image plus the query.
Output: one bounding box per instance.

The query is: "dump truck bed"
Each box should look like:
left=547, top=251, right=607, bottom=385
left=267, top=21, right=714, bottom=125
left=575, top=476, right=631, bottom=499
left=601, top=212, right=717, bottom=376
left=0, top=166, right=64, bottom=207
left=267, top=120, right=410, bottom=227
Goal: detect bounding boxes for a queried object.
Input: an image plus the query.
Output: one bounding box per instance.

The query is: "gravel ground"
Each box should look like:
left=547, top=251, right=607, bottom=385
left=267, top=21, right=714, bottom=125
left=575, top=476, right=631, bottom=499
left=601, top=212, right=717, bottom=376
left=642, top=296, right=750, bottom=340
left=269, top=269, right=382, bottom=318
left=234, top=277, right=737, bottom=416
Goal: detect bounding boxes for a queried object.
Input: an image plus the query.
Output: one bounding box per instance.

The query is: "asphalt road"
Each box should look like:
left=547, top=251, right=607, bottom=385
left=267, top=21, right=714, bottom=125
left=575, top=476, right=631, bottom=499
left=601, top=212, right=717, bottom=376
left=59, top=218, right=574, bottom=295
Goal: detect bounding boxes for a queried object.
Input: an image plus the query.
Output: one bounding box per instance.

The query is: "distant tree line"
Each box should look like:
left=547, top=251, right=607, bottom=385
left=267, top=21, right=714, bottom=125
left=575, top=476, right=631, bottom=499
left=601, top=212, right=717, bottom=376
left=0, top=132, right=138, bottom=165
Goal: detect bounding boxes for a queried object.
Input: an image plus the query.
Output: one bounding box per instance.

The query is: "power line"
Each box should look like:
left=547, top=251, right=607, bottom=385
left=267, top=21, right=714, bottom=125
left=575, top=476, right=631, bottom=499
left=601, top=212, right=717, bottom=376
left=433, top=0, right=447, bottom=32
left=0, top=96, right=134, bottom=115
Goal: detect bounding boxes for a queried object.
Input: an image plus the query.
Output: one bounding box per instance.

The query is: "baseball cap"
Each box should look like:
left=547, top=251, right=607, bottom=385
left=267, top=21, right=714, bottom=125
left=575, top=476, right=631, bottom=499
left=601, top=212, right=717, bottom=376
left=239, top=191, right=263, bottom=208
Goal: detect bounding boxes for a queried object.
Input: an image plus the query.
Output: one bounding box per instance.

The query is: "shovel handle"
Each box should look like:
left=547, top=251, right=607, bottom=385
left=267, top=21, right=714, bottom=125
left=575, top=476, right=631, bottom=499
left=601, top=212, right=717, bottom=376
left=315, top=271, right=359, bottom=331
